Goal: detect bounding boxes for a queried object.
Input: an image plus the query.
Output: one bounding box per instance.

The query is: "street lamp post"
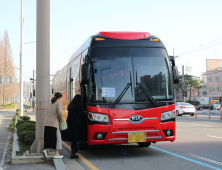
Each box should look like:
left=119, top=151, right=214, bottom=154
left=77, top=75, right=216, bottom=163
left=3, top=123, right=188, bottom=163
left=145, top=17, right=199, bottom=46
left=20, top=0, right=24, bottom=116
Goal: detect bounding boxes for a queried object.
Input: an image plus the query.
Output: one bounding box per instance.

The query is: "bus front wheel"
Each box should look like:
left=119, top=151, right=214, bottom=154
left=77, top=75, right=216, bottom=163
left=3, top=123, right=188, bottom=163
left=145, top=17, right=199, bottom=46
left=138, top=142, right=151, bottom=147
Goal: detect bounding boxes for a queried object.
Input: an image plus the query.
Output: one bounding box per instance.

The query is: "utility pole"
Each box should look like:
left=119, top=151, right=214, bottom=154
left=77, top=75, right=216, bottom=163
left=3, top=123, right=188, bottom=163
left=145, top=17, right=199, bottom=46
left=33, top=69, right=35, bottom=101
left=30, top=0, right=50, bottom=153
left=182, top=65, right=184, bottom=102
left=32, top=70, right=35, bottom=112
left=19, top=0, right=24, bottom=116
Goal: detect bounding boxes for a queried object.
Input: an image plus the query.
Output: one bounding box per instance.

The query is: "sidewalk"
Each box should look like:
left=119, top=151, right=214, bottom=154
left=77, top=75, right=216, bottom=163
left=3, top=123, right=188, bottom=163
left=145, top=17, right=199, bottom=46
left=2, top=110, right=85, bottom=170
left=197, top=110, right=221, bottom=114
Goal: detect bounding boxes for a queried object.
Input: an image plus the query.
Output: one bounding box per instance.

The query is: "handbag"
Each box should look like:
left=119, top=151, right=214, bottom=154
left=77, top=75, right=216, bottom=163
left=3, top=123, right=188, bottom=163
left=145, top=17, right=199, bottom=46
left=59, top=121, right=68, bottom=131
left=56, top=101, right=68, bottom=130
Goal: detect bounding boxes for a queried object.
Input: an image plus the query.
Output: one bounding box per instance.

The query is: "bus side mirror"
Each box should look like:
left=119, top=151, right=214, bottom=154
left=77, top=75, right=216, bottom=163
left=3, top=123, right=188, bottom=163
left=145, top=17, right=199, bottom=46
left=169, top=56, right=175, bottom=66
left=81, top=64, right=90, bottom=84
left=173, top=66, right=179, bottom=84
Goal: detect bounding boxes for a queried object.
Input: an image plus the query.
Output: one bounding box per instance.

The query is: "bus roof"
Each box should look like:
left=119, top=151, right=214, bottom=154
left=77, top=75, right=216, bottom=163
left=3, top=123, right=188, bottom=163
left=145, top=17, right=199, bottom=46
left=63, top=32, right=166, bottom=75
left=98, top=32, right=151, bottom=40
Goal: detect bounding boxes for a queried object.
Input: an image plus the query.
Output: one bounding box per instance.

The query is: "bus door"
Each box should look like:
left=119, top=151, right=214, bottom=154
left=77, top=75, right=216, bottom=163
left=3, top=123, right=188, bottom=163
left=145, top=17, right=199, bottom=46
left=66, top=67, right=73, bottom=104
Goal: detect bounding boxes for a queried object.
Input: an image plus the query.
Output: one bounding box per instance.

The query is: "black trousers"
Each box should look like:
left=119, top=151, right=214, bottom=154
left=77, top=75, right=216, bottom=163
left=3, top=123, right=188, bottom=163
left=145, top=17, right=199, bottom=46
left=71, top=142, right=78, bottom=154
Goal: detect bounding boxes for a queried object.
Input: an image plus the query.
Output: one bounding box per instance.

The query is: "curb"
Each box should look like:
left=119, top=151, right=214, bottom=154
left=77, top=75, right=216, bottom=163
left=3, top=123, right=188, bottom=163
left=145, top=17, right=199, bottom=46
left=11, top=112, right=85, bottom=170
left=11, top=115, right=54, bottom=164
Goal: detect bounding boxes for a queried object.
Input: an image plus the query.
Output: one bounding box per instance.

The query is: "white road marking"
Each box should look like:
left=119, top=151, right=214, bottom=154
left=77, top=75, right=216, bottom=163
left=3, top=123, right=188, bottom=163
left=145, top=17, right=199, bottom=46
left=187, top=153, right=222, bottom=166
left=207, top=135, right=222, bottom=139
left=190, top=123, right=214, bottom=127
left=0, top=132, right=11, bottom=169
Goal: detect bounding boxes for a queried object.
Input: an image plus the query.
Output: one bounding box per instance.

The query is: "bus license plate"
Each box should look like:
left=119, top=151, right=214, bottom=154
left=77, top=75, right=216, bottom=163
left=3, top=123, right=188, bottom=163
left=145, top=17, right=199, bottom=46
left=128, top=131, right=146, bottom=143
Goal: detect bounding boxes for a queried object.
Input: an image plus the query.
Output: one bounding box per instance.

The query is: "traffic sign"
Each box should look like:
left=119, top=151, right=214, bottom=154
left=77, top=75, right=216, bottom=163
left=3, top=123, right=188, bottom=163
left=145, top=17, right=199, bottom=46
left=209, top=97, right=212, bottom=101
left=201, top=97, right=205, bottom=102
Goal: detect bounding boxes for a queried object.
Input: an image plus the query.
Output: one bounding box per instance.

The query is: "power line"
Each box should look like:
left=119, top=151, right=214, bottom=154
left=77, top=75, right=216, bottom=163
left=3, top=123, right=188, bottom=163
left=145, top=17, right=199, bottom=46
left=177, top=37, right=222, bottom=56
left=175, top=27, right=222, bottom=48
left=188, top=59, right=221, bottom=74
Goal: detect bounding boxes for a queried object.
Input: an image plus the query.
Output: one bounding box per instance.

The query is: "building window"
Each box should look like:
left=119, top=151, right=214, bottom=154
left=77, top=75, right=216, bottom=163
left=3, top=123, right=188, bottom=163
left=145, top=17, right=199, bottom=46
left=208, top=77, right=212, bottom=82
left=209, top=87, right=215, bottom=92
left=203, top=92, right=207, bottom=96
left=217, top=76, right=221, bottom=82
left=217, top=87, right=222, bottom=92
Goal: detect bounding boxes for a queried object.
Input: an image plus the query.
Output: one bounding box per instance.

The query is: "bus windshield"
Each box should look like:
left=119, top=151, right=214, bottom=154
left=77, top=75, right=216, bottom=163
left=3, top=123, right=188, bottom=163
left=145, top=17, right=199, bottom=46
left=89, top=47, right=173, bottom=104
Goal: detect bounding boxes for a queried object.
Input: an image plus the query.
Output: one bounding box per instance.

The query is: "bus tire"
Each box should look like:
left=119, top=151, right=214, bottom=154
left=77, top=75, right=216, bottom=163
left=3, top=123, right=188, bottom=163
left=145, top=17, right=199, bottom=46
left=78, top=142, right=88, bottom=150
left=138, top=142, right=151, bottom=147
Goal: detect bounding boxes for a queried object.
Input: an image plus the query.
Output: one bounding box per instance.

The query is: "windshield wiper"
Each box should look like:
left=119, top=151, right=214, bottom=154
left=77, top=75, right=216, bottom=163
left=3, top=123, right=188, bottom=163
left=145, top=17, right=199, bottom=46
left=114, top=72, right=132, bottom=104
left=136, top=71, right=159, bottom=107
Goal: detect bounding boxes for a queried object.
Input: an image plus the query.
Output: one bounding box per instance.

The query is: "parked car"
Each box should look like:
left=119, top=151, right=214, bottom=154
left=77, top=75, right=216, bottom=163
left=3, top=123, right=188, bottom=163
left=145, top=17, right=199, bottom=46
left=175, top=102, right=195, bottom=116
left=213, top=100, right=221, bottom=110
left=196, top=104, right=214, bottom=111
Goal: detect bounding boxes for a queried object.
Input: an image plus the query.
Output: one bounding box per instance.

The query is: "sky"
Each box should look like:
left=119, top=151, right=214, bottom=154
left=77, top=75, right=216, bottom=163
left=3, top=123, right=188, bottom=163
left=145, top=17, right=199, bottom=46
left=0, top=0, right=222, bottom=82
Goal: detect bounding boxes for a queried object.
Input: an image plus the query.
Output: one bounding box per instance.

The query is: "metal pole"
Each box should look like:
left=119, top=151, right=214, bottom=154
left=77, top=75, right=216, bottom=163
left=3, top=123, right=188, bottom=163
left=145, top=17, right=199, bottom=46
left=33, top=69, right=35, bottom=104
left=19, top=0, right=24, bottom=116
left=182, top=65, right=184, bottom=102
left=30, top=0, right=50, bottom=153
left=30, top=81, right=32, bottom=107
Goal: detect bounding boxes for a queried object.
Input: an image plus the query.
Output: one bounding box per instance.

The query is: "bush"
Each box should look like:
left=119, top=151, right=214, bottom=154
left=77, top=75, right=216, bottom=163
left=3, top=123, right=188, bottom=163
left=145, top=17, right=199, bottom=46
left=16, top=110, right=26, bottom=117
left=16, top=120, right=35, bottom=128
left=19, top=116, right=30, bottom=121
left=19, top=131, right=35, bottom=145
left=24, top=104, right=31, bottom=109
left=186, top=100, right=200, bottom=106
left=17, top=123, right=35, bottom=137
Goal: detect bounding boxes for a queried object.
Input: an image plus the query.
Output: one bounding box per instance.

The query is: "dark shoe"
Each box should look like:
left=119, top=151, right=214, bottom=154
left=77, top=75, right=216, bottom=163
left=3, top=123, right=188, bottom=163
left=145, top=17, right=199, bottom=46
left=70, top=154, right=79, bottom=159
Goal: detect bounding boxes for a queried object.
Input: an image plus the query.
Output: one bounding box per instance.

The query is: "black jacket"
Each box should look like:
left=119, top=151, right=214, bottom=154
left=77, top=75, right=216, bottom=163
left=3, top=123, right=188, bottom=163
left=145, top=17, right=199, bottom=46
left=64, top=105, right=87, bottom=142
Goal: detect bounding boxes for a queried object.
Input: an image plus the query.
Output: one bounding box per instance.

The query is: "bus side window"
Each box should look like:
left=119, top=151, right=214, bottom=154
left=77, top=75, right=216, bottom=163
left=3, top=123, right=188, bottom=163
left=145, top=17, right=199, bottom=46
left=57, top=72, right=61, bottom=92
left=72, top=55, right=81, bottom=89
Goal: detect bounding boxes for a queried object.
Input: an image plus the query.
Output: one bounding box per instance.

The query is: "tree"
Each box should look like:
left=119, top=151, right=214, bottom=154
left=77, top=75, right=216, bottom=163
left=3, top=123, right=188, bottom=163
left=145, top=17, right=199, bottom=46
left=175, top=75, right=202, bottom=101
left=0, top=30, right=19, bottom=105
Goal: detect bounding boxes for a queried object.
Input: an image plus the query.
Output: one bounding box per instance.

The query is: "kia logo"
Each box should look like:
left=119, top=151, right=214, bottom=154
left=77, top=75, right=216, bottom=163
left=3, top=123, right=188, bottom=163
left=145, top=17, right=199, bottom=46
left=129, top=115, right=143, bottom=124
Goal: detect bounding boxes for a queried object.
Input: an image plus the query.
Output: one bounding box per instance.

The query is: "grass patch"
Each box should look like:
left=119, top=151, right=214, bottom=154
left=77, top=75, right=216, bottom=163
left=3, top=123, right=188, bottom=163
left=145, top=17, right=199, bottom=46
left=0, top=103, right=15, bottom=109
left=9, top=118, right=15, bottom=132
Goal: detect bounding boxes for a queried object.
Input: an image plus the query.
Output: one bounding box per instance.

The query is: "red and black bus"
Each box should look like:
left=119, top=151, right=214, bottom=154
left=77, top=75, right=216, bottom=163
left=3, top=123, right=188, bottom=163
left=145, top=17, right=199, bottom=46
left=52, top=32, right=179, bottom=148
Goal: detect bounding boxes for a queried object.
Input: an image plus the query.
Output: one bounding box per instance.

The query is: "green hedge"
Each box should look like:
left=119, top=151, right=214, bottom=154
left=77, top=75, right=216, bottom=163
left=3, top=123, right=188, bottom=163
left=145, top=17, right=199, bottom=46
left=18, top=131, right=35, bottom=145
left=16, top=110, right=26, bottom=117
left=19, top=116, right=30, bottom=121
left=186, top=100, right=200, bottom=106
left=16, top=119, right=35, bottom=128
left=17, top=122, right=35, bottom=145
left=17, top=123, right=35, bottom=135
left=13, top=109, right=36, bottom=150
left=24, top=104, right=32, bottom=109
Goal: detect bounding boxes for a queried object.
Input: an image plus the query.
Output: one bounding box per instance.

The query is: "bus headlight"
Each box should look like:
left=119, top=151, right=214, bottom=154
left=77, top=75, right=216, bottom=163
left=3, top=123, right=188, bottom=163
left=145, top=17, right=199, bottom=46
left=160, top=110, right=175, bottom=121
left=88, top=112, right=110, bottom=123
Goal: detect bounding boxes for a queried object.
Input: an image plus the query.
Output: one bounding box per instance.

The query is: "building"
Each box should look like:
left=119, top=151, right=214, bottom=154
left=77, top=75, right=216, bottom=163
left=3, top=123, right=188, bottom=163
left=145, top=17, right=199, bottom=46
left=204, top=59, right=222, bottom=101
